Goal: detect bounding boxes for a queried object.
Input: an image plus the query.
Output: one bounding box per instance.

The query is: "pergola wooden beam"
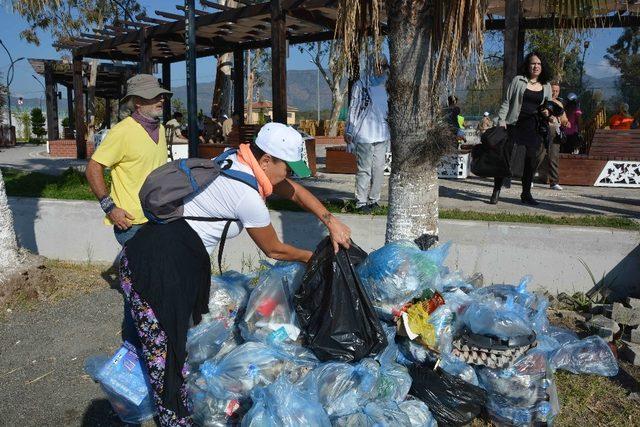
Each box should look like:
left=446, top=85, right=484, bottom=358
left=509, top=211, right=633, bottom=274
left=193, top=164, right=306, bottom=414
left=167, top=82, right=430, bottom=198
left=485, top=14, right=640, bottom=30
left=72, top=57, right=86, bottom=159
left=155, top=10, right=185, bottom=21
left=201, top=0, right=233, bottom=11
left=74, top=0, right=336, bottom=58
left=176, top=5, right=208, bottom=16
left=137, top=14, right=176, bottom=25
left=44, top=62, right=60, bottom=140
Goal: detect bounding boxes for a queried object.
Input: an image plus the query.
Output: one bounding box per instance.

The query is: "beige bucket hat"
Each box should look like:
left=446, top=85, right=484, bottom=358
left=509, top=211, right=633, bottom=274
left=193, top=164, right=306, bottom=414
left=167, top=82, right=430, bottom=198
left=121, top=74, right=172, bottom=102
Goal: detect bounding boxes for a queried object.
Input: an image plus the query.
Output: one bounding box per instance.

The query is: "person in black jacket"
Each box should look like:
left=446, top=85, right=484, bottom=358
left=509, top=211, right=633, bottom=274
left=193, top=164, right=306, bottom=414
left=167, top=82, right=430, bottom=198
left=491, top=52, right=553, bottom=205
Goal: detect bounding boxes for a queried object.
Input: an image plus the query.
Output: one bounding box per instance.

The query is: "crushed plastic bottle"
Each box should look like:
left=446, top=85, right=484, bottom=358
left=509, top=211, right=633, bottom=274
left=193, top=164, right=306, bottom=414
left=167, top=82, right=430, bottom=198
left=206, top=270, right=252, bottom=322
left=186, top=318, right=232, bottom=367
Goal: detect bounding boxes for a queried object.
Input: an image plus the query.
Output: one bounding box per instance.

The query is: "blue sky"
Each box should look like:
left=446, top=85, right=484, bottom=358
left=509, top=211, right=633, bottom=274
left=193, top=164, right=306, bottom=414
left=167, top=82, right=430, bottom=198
left=0, top=0, right=624, bottom=99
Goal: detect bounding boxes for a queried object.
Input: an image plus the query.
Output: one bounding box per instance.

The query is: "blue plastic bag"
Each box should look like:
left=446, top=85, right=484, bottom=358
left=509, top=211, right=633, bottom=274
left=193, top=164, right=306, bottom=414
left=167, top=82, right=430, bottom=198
left=304, top=358, right=380, bottom=417
left=84, top=342, right=156, bottom=423
left=206, top=270, right=252, bottom=322
left=550, top=335, right=618, bottom=376
left=242, top=375, right=330, bottom=427
left=398, top=398, right=437, bottom=427
left=356, top=241, right=449, bottom=319
left=375, top=361, right=412, bottom=402
left=461, top=300, right=534, bottom=341
left=200, top=341, right=318, bottom=399
left=186, top=318, right=232, bottom=367
left=187, top=373, right=247, bottom=425
left=332, top=400, right=411, bottom=426
left=242, top=262, right=305, bottom=343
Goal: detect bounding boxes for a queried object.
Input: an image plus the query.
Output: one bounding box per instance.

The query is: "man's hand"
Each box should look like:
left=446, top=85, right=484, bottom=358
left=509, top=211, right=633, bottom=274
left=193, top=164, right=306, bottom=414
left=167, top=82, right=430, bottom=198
left=327, top=218, right=352, bottom=254
left=109, top=207, right=135, bottom=230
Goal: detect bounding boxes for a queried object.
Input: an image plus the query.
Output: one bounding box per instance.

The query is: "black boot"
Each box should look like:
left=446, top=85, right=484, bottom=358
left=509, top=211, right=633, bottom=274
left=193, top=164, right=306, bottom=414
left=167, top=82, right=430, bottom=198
left=489, top=177, right=502, bottom=204
left=521, top=193, right=539, bottom=206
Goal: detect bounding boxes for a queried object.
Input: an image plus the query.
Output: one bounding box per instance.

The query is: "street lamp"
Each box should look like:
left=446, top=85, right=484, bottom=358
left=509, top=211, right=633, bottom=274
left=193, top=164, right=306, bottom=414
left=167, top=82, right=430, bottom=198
left=0, top=38, right=25, bottom=128
left=579, top=40, right=591, bottom=95
left=32, top=75, right=45, bottom=109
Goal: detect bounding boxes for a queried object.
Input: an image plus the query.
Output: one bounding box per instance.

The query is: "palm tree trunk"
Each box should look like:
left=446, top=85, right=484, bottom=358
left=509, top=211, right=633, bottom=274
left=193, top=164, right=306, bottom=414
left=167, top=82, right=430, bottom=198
left=328, top=78, right=345, bottom=137
left=211, top=52, right=233, bottom=118
left=385, top=0, right=440, bottom=246
left=0, top=169, right=20, bottom=281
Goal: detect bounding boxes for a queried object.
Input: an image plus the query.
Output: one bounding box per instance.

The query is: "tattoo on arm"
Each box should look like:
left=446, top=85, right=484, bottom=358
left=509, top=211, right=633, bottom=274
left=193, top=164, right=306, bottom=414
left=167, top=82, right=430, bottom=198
left=322, top=212, right=332, bottom=225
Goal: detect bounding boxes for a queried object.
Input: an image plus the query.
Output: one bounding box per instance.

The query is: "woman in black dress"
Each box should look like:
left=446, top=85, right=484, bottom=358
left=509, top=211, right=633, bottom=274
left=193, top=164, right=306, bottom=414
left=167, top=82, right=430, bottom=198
left=492, top=52, right=553, bottom=205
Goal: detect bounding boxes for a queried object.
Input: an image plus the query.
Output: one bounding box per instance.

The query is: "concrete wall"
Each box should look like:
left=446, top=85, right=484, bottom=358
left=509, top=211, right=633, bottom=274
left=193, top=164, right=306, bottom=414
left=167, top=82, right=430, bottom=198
left=8, top=196, right=640, bottom=298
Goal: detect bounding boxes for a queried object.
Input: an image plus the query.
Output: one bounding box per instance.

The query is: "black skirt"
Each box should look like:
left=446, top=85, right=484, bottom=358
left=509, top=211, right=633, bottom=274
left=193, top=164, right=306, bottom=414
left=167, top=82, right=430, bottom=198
left=124, top=219, right=211, bottom=417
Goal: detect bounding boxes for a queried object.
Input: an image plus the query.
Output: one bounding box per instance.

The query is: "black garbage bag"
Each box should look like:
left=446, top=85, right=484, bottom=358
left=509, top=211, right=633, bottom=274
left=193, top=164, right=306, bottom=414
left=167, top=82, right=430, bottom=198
left=294, top=237, right=387, bottom=362
left=470, top=126, right=513, bottom=178
left=409, top=365, right=486, bottom=426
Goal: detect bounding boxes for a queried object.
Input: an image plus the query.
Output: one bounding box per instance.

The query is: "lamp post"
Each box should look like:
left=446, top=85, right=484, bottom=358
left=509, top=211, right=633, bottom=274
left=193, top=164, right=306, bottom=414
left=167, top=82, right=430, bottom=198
left=32, top=75, right=45, bottom=109
left=0, top=39, right=25, bottom=128
left=579, top=40, right=590, bottom=95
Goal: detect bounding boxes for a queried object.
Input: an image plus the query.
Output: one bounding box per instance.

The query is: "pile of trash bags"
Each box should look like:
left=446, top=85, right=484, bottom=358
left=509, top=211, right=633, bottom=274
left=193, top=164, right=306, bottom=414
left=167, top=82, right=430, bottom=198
left=87, top=237, right=619, bottom=426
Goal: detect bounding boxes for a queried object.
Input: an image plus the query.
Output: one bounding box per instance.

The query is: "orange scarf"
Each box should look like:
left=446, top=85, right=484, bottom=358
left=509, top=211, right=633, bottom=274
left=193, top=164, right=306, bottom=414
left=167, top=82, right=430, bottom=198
left=235, top=144, right=273, bottom=199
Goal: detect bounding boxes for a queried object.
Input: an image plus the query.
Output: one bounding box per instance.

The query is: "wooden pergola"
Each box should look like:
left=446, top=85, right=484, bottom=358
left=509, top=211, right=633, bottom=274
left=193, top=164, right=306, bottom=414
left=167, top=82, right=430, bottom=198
left=60, top=0, right=640, bottom=159
left=29, top=59, right=137, bottom=140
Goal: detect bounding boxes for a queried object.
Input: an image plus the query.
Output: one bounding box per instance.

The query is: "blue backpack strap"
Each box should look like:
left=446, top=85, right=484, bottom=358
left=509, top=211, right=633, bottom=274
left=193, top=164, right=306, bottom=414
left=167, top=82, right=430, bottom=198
left=213, top=148, right=259, bottom=192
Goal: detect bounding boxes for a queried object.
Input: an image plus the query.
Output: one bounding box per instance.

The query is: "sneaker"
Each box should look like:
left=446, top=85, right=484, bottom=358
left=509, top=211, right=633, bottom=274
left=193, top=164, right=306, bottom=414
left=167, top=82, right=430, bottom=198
left=356, top=205, right=373, bottom=214
left=550, top=184, right=563, bottom=190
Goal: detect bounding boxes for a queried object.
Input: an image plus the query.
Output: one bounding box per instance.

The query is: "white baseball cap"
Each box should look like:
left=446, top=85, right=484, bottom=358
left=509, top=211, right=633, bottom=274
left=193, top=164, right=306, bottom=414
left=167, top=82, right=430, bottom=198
left=483, top=111, right=490, bottom=117
left=254, top=122, right=311, bottom=178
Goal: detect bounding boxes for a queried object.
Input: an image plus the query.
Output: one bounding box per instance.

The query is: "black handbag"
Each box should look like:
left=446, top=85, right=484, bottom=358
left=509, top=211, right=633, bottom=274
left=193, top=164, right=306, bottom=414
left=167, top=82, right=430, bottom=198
left=470, top=126, right=513, bottom=178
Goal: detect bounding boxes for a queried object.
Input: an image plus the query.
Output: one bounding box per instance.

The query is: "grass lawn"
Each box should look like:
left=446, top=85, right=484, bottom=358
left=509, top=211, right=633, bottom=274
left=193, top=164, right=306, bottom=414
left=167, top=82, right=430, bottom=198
left=2, top=167, right=639, bottom=231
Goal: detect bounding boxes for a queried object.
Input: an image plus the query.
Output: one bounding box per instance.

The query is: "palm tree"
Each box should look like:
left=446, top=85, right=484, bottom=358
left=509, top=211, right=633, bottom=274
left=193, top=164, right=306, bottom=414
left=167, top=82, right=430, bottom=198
left=0, top=169, right=20, bottom=282
left=336, top=0, right=487, bottom=247
left=336, top=0, right=604, bottom=247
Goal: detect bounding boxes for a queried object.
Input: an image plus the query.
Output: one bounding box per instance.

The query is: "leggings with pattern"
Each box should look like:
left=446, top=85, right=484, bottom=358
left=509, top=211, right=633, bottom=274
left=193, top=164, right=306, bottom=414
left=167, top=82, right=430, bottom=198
left=119, top=251, right=193, bottom=427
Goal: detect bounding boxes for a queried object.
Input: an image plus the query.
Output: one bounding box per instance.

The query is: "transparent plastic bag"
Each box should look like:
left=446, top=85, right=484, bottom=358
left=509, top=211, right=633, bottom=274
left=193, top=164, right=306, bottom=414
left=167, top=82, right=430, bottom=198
left=199, top=341, right=318, bottom=400
left=303, top=358, right=380, bottom=417
left=398, top=398, right=437, bottom=427
left=186, top=318, right=232, bottom=367
left=332, top=400, right=410, bottom=427
left=187, top=373, right=247, bottom=426
left=461, top=300, right=534, bottom=341
left=485, top=396, right=556, bottom=427
left=476, top=365, right=548, bottom=408
left=440, top=355, right=479, bottom=386
left=241, top=375, right=330, bottom=427
left=356, top=241, right=449, bottom=319
left=242, top=262, right=305, bottom=343
left=84, top=343, right=156, bottom=424
left=206, top=271, right=252, bottom=322
left=375, top=361, right=412, bottom=402
left=550, top=335, right=618, bottom=376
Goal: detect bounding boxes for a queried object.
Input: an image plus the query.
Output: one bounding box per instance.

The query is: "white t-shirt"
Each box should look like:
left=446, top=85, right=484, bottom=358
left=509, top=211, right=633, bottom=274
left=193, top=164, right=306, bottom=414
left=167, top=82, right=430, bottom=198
left=182, top=154, right=271, bottom=254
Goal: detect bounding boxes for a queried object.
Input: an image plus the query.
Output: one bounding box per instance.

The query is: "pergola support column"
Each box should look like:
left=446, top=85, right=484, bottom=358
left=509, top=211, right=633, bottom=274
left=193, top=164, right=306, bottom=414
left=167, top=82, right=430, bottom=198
left=104, top=97, right=112, bottom=128
left=139, top=28, right=153, bottom=74
left=44, top=63, right=60, bottom=141
left=66, top=86, right=74, bottom=131
left=73, top=57, right=86, bottom=159
left=185, top=0, right=199, bottom=157
left=503, top=0, right=524, bottom=96
left=233, top=49, right=245, bottom=125
left=271, top=0, right=287, bottom=124
left=162, top=61, right=172, bottom=123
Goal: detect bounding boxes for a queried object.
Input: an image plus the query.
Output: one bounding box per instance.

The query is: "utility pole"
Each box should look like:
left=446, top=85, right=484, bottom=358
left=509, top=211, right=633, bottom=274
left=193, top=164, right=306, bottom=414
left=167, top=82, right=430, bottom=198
left=579, top=40, right=590, bottom=95
left=0, top=39, right=25, bottom=128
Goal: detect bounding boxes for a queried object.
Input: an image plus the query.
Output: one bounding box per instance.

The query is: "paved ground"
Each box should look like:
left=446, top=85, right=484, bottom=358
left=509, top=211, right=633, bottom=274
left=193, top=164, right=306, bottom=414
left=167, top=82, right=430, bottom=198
left=2, top=144, right=639, bottom=218
left=0, top=284, right=130, bottom=426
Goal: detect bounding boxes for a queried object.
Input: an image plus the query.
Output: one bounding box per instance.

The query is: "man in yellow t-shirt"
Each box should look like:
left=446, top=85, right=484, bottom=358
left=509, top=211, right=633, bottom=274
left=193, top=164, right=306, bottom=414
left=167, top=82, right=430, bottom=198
left=86, top=74, right=172, bottom=246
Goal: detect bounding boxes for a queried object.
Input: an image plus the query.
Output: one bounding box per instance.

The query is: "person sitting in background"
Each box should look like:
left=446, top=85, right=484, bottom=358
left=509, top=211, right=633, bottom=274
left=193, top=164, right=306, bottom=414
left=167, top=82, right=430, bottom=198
left=222, top=113, right=233, bottom=141
left=165, top=112, right=188, bottom=143
left=562, top=93, right=582, bottom=153
left=476, top=111, right=493, bottom=135
left=609, top=103, right=634, bottom=130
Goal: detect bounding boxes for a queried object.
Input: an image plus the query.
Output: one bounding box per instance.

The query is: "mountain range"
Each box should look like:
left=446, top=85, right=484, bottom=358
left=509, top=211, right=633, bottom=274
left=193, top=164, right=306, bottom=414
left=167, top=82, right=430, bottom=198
left=7, top=71, right=620, bottom=118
